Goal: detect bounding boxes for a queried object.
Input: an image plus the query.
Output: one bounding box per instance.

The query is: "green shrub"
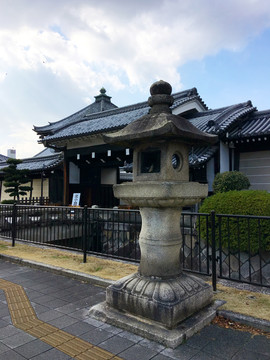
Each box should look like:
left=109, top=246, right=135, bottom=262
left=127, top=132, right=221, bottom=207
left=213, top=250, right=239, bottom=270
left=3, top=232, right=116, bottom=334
left=1, top=199, right=15, bottom=204
left=213, top=171, right=250, bottom=193
left=198, top=190, right=270, bottom=253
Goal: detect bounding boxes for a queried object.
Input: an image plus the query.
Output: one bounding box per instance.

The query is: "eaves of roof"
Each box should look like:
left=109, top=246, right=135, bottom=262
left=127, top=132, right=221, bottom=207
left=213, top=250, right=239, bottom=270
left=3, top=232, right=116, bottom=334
left=171, top=87, right=208, bottom=110
left=43, top=106, right=149, bottom=144
left=34, top=100, right=118, bottom=135
left=0, top=154, right=8, bottom=162
left=229, top=109, right=270, bottom=139
left=0, top=153, right=63, bottom=174
left=189, top=101, right=256, bottom=135
left=189, top=146, right=218, bottom=167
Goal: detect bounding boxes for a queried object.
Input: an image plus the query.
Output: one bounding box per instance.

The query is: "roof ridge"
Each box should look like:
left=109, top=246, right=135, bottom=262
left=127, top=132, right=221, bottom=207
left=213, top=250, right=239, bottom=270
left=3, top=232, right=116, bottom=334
left=219, top=101, right=252, bottom=116
left=21, top=153, right=62, bottom=163
left=229, top=110, right=270, bottom=139
left=192, top=101, right=253, bottom=119
left=215, top=102, right=255, bottom=133
left=42, top=89, right=200, bottom=138
left=191, top=106, right=232, bottom=118
left=83, top=99, right=149, bottom=120
left=251, top=109, right=270, bottom=117
left=83, top=88, right=199, bottom=120
left=33, top=103, right=95, bottom=131
left=34, top=101, right=118, bottom=133
left=34, top=88, right=199, bottom=133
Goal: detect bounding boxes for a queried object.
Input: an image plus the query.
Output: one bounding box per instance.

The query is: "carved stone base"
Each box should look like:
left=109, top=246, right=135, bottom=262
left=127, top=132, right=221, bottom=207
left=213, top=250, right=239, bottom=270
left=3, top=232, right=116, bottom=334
left=89, top=300, right=222, bottom=349
left=105, top=272, right=213, bottom=329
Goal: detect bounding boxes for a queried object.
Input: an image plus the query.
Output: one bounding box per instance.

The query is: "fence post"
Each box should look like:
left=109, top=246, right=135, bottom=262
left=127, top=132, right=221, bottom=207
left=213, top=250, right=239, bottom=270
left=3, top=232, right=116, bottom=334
left=211, top=210, right=217, bottom=291
left=83, top=205, right=88, bottom=263
left=12, top=203, right=17, bottom=247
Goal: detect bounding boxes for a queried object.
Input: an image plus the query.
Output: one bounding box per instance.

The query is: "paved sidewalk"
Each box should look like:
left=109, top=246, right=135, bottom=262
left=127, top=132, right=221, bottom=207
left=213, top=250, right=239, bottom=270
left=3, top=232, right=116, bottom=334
left=0, top=259, right=269, bottom=360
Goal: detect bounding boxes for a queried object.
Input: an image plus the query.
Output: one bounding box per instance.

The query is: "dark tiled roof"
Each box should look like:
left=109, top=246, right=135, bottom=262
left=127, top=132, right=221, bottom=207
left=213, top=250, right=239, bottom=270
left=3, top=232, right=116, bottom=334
left=189, top=101, right=256, bottom=135
left=0, top=154, right=8, bottom=161
left=33, top=147, right=60, bottom=158
left=229, top=109, right=270, bottom=139
left=40, top=89, right=207, bottom=144
left=44, top=106, right=149, bottom=143
left=0, top=153, right=63, bottom=173
left=34, top=91, right=117, bottom=136
left=189, top=146, right=218, bottom=167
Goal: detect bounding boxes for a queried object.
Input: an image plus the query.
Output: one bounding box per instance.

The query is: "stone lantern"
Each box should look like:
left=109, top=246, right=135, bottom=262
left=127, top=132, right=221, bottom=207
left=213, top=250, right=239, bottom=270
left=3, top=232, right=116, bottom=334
left=90, top=81, right=219, bottom=347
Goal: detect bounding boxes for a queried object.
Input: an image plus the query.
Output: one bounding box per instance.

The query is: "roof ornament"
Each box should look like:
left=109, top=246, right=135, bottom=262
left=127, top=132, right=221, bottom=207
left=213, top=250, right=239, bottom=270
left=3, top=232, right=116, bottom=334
left=187, top=87, right=198, bottom=96
left=207, top=120, right=215, bottom=127
left=148, top=80, right=174, bottom=114
left=94, top=87, right=112, bottom=108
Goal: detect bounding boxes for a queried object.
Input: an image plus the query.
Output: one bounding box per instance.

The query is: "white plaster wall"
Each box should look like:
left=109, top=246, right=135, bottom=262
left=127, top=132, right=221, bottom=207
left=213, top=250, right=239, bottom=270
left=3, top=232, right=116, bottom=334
left=69, top=162, right=80, bottom=184
left=206, top=158, right=215, bottom=192
left=31, top=178, right=49, bottom=198
left=0, top=179, right=48, bottom=201
left=101, top=168, right=117, bottom=185
left=220, top=141, right=230, bottom=173
left=172, top=100, right=205, bottom=115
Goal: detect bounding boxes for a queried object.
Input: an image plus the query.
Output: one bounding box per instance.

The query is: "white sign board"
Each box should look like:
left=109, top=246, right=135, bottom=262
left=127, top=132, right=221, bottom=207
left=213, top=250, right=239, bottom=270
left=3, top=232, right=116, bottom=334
left=71, top=193, right=81, bottom=207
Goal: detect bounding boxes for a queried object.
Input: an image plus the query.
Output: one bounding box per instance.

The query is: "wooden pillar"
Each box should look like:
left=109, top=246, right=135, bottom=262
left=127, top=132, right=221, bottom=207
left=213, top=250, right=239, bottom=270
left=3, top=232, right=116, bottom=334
left=63, top=150, right=69, bottom=205
left=30, top=179, right=33, bottom=200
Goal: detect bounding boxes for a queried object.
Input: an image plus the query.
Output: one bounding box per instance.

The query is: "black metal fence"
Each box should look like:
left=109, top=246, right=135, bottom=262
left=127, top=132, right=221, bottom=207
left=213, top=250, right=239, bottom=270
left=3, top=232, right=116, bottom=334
left=0, top=204, right=269, bottom=289
left=18, top=197, right=50, bottom=205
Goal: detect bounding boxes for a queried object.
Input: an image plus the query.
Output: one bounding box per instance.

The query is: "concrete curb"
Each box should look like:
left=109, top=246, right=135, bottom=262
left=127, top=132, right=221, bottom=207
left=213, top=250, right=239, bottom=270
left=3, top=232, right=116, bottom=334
left=0, top=253, right=269, bottom=333
left=217, top=309, right=270, bottom=333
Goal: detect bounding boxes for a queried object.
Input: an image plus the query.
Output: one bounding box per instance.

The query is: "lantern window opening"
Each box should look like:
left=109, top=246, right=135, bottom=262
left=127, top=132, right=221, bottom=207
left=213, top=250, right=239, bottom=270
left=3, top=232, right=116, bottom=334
left=172, top=152, right=183, bottom=171
left=140, top=149, right=161, bottom=174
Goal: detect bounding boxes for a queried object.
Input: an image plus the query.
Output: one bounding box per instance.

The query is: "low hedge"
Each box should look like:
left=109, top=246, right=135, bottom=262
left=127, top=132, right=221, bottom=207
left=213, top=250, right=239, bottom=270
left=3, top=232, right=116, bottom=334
left=198, top=190, right=270, bottom=253
left=213, top=171, right=250, bottom=193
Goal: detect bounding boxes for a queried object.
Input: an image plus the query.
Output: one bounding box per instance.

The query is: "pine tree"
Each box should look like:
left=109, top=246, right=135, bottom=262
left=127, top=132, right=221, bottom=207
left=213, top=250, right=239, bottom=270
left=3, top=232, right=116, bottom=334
left=3, top=158, right=32, bottom=202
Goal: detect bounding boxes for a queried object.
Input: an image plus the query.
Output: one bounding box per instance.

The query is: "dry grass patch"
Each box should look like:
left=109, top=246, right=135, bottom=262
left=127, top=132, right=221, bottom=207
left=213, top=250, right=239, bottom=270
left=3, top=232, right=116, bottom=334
left=213, top=283, right=270, bottom=321
left=0, top=240, right=137, bottom=280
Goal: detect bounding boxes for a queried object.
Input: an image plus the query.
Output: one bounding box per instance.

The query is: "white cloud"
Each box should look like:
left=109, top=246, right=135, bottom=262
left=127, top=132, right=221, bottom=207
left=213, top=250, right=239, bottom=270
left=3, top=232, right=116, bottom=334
left=0, top=116, right=43, bottom=159
left=1, top=0, right=270, bottom=158
left=0, top=72, right=7, bottom=82
left=1, top=0, right=270, bottom=94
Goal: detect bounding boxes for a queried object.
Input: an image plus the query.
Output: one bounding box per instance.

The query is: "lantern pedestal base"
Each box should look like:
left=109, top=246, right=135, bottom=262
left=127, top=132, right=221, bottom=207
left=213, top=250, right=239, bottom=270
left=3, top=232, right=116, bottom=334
left=104, top=272, right=212, bottom=329
left=89, top=296, right=222, bottom=349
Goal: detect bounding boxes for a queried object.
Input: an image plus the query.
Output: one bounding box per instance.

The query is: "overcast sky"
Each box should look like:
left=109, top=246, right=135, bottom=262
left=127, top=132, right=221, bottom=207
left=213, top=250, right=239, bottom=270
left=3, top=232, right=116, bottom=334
left=1, top=0, right=270, bottom=158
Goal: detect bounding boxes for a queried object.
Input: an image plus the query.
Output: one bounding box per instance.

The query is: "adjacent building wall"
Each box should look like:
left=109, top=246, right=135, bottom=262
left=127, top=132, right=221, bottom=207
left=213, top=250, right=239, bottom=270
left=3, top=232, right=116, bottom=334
left=220, top=141, right=230, bottom=173
left=0, top=179, right=49, bottom=202
left=31, top=178, right=49, bottom=198
left=239, top=150, right=270, bottom=192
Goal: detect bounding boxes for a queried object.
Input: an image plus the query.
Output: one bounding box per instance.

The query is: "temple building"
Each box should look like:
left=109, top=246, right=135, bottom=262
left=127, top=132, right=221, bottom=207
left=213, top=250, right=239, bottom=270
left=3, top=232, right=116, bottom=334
left=1, top=85, right=270, bottom=206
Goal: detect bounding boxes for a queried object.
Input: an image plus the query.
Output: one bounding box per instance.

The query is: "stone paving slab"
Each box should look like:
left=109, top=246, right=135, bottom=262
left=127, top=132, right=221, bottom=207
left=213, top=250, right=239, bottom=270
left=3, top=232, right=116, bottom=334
left=0, top=267, right=122, bottom=359
left=0, top=259, right=269, bottom=359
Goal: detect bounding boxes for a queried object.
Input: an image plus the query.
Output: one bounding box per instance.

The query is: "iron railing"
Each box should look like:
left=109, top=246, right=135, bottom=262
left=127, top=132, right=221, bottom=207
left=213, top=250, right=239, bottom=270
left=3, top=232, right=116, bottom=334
left=0, top=204, right=269, bottom=289
left=18, top=197, right=50, bottom=205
